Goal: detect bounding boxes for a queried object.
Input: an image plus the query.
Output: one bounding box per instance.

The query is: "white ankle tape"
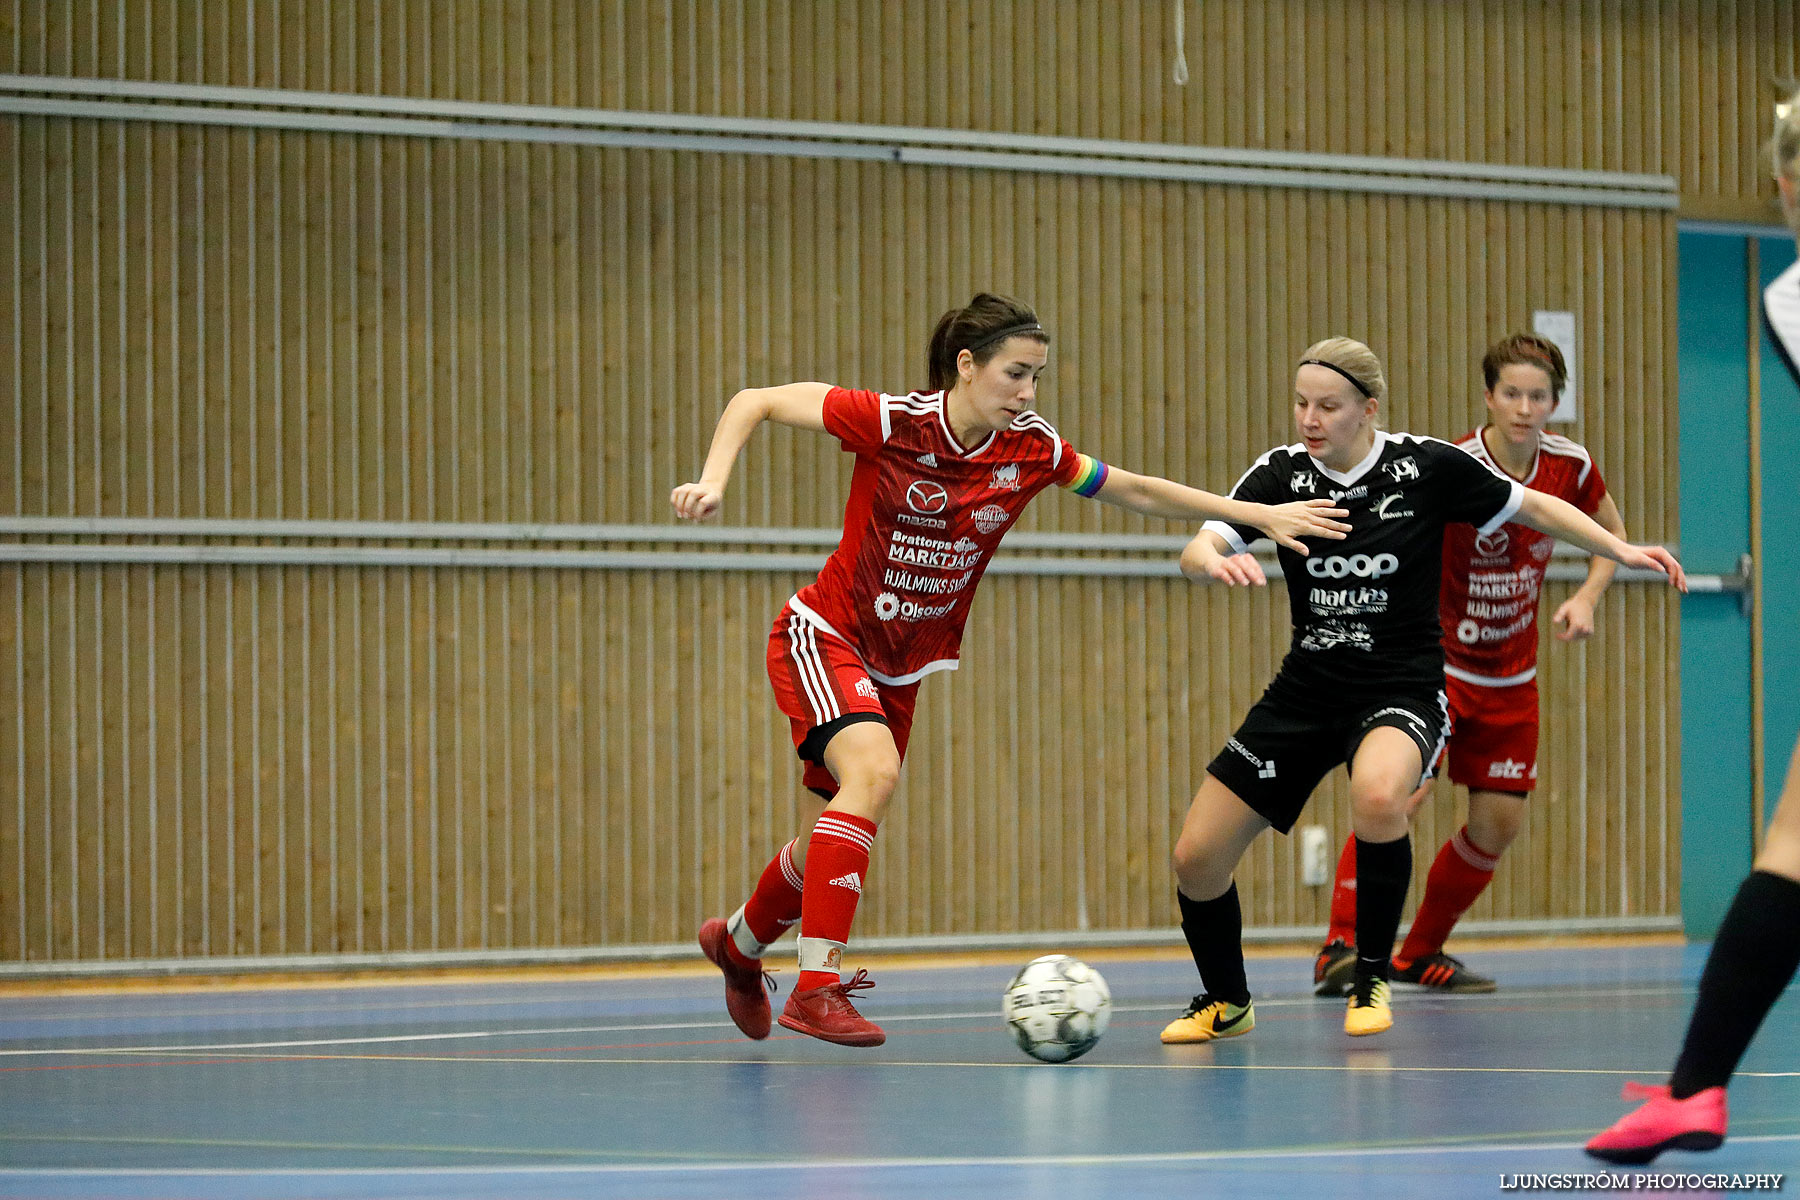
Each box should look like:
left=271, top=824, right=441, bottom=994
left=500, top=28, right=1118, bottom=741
left=797, top=936, right=846, bottom=973
left=726, top=905, right=768, bottom=959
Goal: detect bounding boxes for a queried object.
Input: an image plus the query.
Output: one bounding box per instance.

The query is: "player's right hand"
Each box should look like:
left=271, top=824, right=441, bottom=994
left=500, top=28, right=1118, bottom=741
left=671, top=481, right=724, bottom=521
left=1261, top=499, right=1351, bottom=554
left=1206, top=552, right=1267, bottom=587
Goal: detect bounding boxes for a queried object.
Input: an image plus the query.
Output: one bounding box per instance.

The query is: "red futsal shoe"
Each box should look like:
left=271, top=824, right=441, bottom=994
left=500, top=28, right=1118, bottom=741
left=777, top=968, right=886, bottom=1047
left=1585, top=1082, right=1727, bottom=1164
left=698, top=918, right=776, bottom=1040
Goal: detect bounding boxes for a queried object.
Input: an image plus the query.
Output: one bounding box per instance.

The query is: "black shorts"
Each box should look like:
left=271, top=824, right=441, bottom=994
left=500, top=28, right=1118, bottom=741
left=1205, top=679, right=1450, bottom=834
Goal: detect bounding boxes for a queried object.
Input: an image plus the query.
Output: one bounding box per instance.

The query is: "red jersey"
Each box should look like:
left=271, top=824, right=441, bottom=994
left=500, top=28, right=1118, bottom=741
left=790, top=387, right=1088, bottom=684
left=1439, top=429, right=1607, bottom=686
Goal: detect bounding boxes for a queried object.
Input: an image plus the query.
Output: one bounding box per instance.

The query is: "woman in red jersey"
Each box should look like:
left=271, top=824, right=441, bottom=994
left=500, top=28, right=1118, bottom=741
left=671, top=293, right=1351, bottom=1048
left=1588, top=87, right=1800, bottom=1165
left=1311, top=332, right=1630, bottom=997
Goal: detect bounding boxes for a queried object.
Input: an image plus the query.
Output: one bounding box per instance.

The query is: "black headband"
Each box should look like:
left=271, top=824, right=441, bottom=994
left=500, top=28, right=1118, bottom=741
left=1300, top=358, right=1374, bottom=398
left=969, top=321, right=1047, bottom=352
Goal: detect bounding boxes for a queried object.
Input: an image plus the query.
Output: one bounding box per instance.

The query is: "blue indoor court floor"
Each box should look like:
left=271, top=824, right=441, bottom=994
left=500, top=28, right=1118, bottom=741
left=0, top=941, right=1795, bottom=1199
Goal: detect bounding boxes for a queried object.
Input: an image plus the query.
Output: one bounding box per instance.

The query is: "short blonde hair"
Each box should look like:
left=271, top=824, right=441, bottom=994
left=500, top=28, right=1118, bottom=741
left=1771, top=85, right=1800, bottom=183
left=1299, top=337, right=1387, bottom=403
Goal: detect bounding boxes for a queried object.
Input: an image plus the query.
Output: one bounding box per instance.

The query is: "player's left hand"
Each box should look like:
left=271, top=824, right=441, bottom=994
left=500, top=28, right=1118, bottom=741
left=1552, top=595, right=1596, bottom=641
left=1619, top=544, right=1688, bottom=593
left=1259, top=499, right=1351, bottom=554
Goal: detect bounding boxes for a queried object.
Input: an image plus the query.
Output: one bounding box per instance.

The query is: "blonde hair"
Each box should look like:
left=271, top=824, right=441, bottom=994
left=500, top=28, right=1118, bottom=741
left=1771, top=86, right=1800, bottom=183
left=1773, top=86, right=1800, bottom=238
left=1299, top=336, right=1387, bottom=403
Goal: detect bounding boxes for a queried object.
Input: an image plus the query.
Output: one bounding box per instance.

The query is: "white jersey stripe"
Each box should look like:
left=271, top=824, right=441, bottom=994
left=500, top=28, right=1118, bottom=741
left=1203, top=443, right=1297, bottom=554
left=1538, top=432, right=1594, bottom=488
left=1010, top=413, right=1065, bottom=468
left=1474, top=480, right=1527, bottom=536
left=1445, top=662, right=1538, bottom=688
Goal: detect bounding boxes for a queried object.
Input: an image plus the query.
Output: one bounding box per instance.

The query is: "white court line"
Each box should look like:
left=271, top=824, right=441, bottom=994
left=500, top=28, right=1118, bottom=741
left=0, top=1134, right=1794, bottom=1176
left=0, top=985, right=1702, bottom=1057
left=150, top=1051, right=1794, bottom=1079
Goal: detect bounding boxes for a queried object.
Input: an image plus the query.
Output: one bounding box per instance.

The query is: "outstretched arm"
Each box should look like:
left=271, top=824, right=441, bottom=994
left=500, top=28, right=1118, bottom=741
left=671, top=383, right=832, bottom=520
left=1087, top=466, right=1349, bottom=554
left=1513, top=489, right=1687, bottom=592
left=1552, top=491, right=1626, bottom=640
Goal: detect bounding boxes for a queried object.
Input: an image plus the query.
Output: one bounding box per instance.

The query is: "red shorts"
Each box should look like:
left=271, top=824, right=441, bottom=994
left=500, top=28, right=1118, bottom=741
left=766, top=604, right=920, bottom=797
left=1443, top=674, right=1540, bottom=793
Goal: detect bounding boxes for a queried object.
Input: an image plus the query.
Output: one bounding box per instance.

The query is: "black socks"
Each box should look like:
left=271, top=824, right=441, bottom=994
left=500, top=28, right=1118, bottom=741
left=1178, top=883, right=1251, bottom=1007
left=1353, top=834, right=1413, bottom=986
left=1670, top=869, right=1800, bottom=1098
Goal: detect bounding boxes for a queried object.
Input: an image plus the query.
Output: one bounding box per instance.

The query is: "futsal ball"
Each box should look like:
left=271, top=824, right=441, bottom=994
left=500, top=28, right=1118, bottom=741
left=1002, top=954, right=1112, bottom=1063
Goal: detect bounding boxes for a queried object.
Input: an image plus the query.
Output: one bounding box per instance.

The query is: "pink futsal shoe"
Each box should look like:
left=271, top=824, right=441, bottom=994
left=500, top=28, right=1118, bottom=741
left=1585, top=1081, right=1727, bottom=1164
left=698, top=918, right=777, bottom=1040
left=777, top=968, right=886, bottom=1047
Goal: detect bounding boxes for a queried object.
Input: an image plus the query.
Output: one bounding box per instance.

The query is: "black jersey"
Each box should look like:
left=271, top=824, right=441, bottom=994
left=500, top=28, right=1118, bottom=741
left=1202, top=431, right=1525, bottom=694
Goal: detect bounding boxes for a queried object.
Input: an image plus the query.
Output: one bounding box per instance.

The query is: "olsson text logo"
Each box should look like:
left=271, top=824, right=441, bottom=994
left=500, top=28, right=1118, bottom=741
left=1306, top=553, right=1400, bottom=579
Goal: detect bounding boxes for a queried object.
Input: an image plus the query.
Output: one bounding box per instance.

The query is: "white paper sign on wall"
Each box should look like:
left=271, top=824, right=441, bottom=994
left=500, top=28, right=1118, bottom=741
left=1532, top=309, right=1578, bottom=423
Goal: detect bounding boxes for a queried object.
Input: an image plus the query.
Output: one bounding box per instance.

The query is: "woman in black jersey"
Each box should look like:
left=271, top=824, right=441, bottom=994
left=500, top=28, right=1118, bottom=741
left=1588, top=87, right=1800, bottom=1165
left=1159, top=337, right=1685, bottom=1042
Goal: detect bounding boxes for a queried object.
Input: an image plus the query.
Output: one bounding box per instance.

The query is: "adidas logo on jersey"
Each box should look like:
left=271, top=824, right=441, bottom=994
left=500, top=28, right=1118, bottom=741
left=829, top=871, right=864, bottom=894
left=915, top=452, right=938, bottom=467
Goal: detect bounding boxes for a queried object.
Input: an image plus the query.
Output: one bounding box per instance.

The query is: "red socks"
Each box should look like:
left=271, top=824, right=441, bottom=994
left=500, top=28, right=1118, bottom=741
left=1396, top=826, right=1500, bottom=965
left=1326, top=836, right=1358, bottom=945
left=796, top=811, right=877, bottom=992
left=725, top=838, right=806, bottom=969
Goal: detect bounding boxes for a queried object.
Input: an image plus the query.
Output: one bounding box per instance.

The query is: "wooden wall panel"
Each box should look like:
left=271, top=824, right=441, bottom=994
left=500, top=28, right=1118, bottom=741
left=0, top=0, right=1730, bottom=962
left=0, top=561, right=1678, bottom=959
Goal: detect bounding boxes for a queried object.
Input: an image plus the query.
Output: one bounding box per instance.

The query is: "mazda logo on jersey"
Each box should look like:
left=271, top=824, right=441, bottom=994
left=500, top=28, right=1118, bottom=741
left=1475, top=528, right=1510, bottom=557
left=1306, top=553, right=1400, bottom=579
left=906, top=480, right=949, bottom=514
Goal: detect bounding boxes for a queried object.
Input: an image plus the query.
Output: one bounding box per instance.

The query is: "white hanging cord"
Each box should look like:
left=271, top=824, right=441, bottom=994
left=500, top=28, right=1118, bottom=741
left=1172, top=0, right=1190, bottom=86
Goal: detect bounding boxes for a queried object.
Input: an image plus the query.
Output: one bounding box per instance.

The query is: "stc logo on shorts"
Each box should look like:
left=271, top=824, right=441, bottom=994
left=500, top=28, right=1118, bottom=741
left=1306, top=552, right=1400, bottom=579
left=906, top=480, right=949, bottom=514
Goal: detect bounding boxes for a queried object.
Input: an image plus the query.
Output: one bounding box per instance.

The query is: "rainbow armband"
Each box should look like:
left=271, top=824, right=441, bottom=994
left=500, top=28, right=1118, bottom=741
left=1067, top=453, right=1109, bottom=498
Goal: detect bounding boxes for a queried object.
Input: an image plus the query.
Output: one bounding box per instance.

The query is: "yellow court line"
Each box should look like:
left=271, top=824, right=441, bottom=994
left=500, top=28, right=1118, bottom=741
left=0, top=932, right=1684, bottom=998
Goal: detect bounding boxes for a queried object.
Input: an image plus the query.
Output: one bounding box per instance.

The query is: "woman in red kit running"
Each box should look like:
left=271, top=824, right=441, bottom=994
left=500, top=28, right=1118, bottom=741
left=1311, top=331, right=1630, bottom=998
left=671, top=292, right=1351, bottom=1048
left=1587, top=87, right=1800, bottom=1165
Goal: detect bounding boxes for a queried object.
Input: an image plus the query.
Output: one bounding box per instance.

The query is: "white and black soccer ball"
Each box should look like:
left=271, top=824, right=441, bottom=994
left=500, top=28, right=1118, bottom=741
left=1002, top=954, right=1112, bottom=1063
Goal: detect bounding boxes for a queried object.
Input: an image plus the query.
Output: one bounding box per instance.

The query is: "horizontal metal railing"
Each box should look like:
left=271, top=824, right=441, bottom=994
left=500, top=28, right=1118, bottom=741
left=0, top=74, right=1679, bottom=209
left=0, top=515, right=1730, bottom=587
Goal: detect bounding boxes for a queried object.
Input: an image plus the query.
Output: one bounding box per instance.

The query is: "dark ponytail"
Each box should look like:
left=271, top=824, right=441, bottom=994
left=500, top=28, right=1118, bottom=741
left=926, top=293, right=1049, bottom=391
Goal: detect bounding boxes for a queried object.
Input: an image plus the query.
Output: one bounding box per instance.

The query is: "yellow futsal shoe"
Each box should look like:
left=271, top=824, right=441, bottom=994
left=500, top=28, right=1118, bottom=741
left=1345, top=976, right=1393, bottom=1036
left=1160, top=994, right=1255, bottom=1044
